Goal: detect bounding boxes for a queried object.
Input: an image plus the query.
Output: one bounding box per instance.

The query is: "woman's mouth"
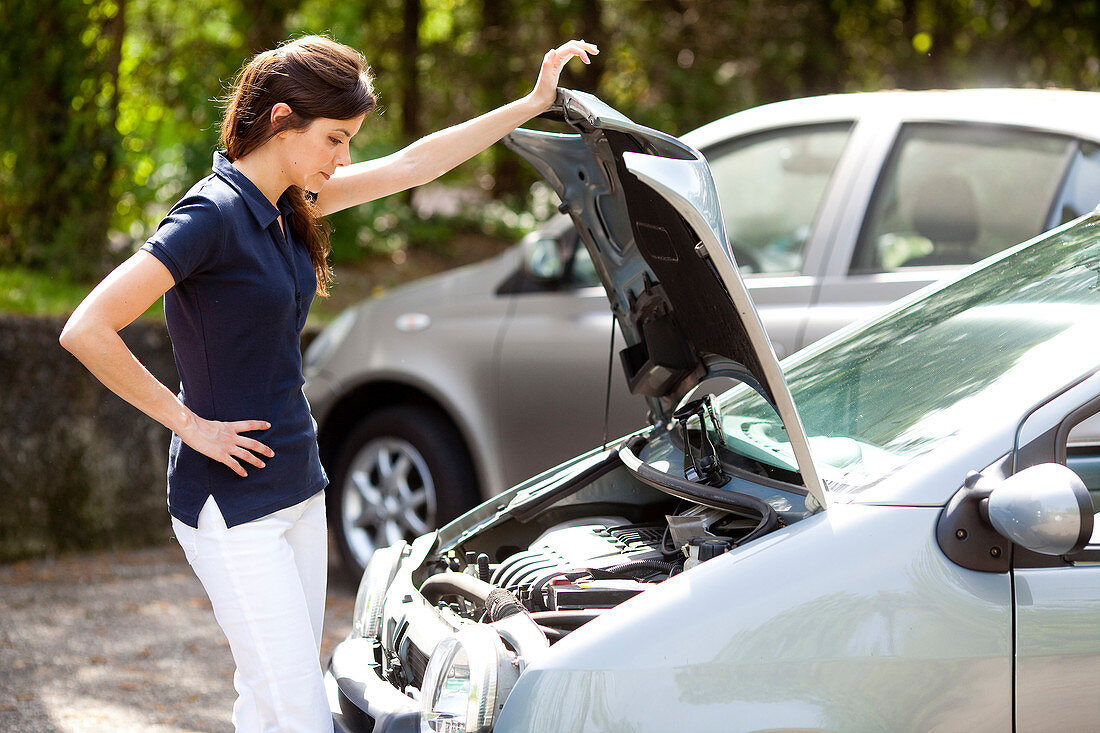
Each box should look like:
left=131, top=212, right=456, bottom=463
left=321, top=172, right=331, bottom=181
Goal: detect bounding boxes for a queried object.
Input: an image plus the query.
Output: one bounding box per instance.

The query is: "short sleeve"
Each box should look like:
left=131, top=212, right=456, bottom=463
left=141, top=194, right=226, bottom=284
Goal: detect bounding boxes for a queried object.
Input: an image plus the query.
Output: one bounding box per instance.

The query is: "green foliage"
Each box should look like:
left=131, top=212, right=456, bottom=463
left=2, top=0, right=1100, bottom=284
left=0, top=269, right=96, bottom=318
left=0, top=0, right=125, bottom=279
left=325, top=187, right=538, bottom=264
left=113, top=0, right=250, bottom=247
left=0, top=268, right=162, bottom=319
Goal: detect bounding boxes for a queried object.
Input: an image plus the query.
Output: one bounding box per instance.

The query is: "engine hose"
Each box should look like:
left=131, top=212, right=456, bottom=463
left=420, top=573, right=536, bottom=625
left=420, top=572, right=494, bottom=607
left=529, top=610, right=604, bottom=628
left=485, top=587, right=526, bottom=622
left=620, top=435, right=780, bottom=544
left=591, top=559, right=679, bottom=579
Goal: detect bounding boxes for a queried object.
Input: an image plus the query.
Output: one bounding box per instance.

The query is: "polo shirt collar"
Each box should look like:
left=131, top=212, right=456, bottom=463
left=212, top=151, right=294, bottom=229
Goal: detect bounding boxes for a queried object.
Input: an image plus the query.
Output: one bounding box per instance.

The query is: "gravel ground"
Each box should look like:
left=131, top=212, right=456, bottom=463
left=0, top=542, right=355, bottom=732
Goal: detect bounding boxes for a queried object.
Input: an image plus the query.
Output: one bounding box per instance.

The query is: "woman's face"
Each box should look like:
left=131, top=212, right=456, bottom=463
left=280, top=114, right=366, bottom=193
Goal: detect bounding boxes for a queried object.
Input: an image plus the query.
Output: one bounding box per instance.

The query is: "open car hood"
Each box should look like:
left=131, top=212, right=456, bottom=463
left=504, top=89, right=825, bottom=509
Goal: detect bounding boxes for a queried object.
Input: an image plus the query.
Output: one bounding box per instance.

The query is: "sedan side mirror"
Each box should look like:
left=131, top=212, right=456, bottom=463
left=937, top=463, right=1094, bottom=572
left=520, top=232, right=570, bottom=282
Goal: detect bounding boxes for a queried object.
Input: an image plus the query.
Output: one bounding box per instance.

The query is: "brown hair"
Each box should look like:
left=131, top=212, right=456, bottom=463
left=220, top=35, right=376, bottom=296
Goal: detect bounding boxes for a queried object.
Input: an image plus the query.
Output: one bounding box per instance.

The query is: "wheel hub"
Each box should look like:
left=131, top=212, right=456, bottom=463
left=342, top=437, right=437, bottom=565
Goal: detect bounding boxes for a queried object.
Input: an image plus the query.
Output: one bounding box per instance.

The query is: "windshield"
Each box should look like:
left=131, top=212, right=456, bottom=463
left=713, top=214, right=1100, bottom=494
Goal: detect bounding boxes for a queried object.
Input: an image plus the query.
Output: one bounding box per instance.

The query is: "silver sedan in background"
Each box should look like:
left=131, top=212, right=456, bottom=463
left=305, top=88, right=1100, bottom=575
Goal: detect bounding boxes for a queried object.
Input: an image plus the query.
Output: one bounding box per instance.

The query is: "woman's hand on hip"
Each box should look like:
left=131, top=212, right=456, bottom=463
left=530, top=39, right=599, bottom=110
left=179, top=416, right=275, bottom=477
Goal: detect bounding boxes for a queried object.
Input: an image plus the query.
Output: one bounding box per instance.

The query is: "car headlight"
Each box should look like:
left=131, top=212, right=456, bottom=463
left=351, top=543, right=404, bottom=639
left=420, top=625, right=519, bottom=733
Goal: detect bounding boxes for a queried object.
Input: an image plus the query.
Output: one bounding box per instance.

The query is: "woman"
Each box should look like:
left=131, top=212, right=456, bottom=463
left=60, top=34, right=597, bottom=732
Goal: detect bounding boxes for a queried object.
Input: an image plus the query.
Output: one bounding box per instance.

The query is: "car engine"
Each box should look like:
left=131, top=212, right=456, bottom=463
left=337, top=429, right=813, bottom=732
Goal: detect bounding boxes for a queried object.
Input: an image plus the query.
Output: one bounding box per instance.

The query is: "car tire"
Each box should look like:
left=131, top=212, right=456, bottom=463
left=328, top=405, right=478, bottom=580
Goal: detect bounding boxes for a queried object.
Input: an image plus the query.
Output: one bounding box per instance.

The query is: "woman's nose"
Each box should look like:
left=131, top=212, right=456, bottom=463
left=336, top=146, right=351, bottom=167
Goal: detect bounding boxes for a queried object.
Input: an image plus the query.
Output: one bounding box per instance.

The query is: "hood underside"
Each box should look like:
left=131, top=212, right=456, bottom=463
left=504, top=89, right=825, bottom=508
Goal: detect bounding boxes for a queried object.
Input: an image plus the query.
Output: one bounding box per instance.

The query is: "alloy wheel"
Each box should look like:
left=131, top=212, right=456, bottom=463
left=340, top=436, right=438, bottom=563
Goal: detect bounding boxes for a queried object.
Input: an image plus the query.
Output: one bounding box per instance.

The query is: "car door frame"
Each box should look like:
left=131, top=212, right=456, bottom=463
left=1009, top=369, right=1100, bottom=731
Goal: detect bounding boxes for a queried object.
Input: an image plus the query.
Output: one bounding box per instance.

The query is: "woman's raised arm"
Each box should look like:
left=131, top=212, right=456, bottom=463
left=315, top=39, right=597, bottom=215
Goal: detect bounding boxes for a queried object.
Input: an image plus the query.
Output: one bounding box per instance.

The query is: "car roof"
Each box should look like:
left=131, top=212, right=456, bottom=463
left=681, top=88, right=1100, bottom=149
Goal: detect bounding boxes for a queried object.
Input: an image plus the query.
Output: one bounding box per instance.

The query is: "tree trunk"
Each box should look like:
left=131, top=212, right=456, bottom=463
left=481, top=0, right=522, bottom=194
left=238, top=0, right=294, bottom=54
left=401, top=0, right=423, bottom=143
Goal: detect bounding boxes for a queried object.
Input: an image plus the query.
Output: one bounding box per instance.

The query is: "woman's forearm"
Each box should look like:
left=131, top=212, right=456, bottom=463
left=317, top=94, right=545, bottom=215
left=60, top=251, right=192, bottom=433
left=61, top=314, right=273, bottom=477
left=60, top=320, right=195, bottom=435
left=61, top=250, right=272, bottom=477
left=317, top=39, right=598, bottom=215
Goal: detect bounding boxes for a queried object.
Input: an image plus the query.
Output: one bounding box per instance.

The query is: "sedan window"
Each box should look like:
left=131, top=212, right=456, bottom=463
left=852, top=123, right=1070, bottom=272
left=704, top=123, right=852, bottom=275
left=1049, top=141, right=1100, bottom=227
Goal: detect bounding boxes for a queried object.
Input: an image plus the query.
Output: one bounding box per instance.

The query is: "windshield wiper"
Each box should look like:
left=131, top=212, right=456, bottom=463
left=673, top=394, right=728, bottom=487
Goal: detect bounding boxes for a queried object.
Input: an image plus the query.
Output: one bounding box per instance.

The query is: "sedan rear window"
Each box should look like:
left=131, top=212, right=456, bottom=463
left=852, top=123, right=1071, bottom=272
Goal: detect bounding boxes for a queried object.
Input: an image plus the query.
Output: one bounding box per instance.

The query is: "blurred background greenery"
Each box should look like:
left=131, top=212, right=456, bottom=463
left=1, top=0, right=1099, bottom=320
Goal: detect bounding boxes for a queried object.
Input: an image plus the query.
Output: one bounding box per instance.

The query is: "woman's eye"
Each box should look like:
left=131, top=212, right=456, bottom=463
left=330, top=138, right=341, bottom=145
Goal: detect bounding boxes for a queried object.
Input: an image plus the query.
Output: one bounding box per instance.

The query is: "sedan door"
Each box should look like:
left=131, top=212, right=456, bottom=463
left=495, top=281, right=642, bottom=486
left=807, top=124, right=1100, bottom=346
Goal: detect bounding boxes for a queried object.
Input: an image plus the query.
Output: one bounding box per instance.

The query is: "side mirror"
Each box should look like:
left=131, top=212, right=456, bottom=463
left=982, top=463, right=1094, bottom=555
left=937, top=463, right=1094, bottom=572
left=520, top=232, right=569, bottom=282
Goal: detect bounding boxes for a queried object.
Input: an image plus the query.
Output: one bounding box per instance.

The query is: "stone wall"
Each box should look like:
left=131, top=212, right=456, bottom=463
left=0, top=315, right=181, bottom=561
left=0, top=315, right=324, bottom=561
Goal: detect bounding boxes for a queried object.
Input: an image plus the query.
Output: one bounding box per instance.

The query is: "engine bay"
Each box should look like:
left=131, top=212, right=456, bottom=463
left=369, top=448, right=812, bottom=700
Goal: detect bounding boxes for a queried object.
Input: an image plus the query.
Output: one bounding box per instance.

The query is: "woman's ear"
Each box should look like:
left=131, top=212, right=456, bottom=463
left=270, top=102, right=294, bottom=136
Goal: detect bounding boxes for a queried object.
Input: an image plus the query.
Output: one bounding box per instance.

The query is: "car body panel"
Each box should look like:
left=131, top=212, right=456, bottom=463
left=1014, top=565, right=1100, bottom=730
left=494, top=504, right=1012, bottom=732
left=308, top=253, right=523, bottom=488
left=496, top=289, right=642, bottom=482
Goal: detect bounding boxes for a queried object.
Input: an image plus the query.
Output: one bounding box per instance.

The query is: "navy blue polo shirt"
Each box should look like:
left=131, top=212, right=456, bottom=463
left=142, top=152, right=327, bottom=528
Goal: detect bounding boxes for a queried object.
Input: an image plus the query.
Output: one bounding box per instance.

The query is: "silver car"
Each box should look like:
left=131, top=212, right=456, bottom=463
left=326, top=90, right=1100, bottom=733
left=305, top=88, right=1100, bottom=575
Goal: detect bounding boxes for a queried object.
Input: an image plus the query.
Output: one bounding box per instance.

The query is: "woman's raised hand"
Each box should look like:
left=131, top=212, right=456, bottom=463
left=530, top=39, right=599, bottom=110
left=178, top=416, right=275, bottom=478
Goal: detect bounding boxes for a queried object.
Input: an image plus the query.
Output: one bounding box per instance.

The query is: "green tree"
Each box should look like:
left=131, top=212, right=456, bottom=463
left=0, top=0, right=126, bottom=278
left=112, top=0, right=251, bottom=247
left=4, top=0, right=1100, bottom=281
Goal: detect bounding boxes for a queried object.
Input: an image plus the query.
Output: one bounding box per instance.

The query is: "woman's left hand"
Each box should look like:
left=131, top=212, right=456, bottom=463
left=530, top=39, right=599, bottom=110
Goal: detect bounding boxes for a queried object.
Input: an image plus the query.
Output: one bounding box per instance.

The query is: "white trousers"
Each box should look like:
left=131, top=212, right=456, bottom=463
left=172, top=491, right=333, bottom=733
